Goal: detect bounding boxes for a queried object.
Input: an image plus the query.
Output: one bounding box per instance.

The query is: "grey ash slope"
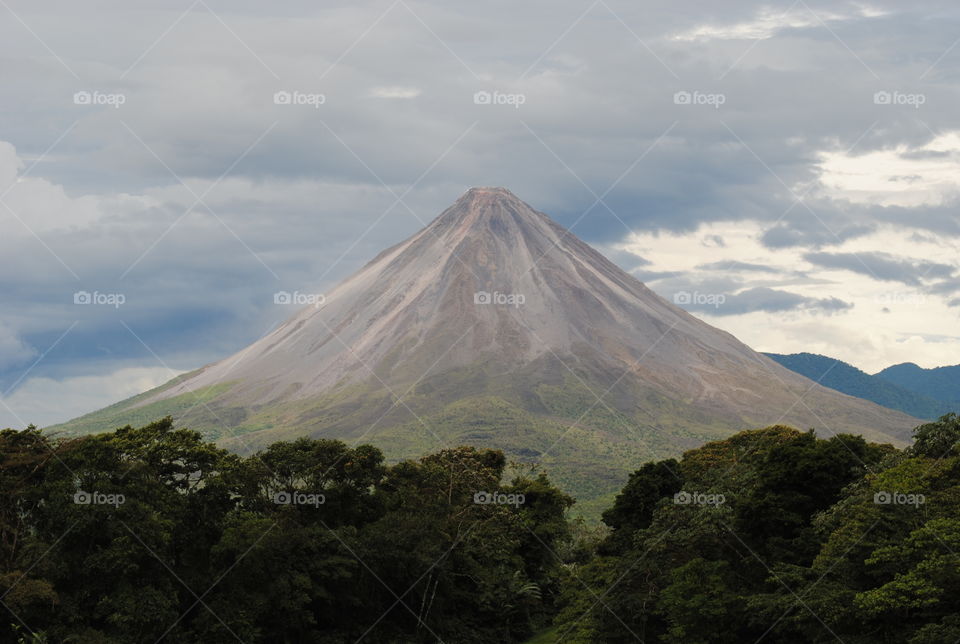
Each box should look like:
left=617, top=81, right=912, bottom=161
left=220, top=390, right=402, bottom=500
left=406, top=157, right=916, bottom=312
left=50, top=188, right=919, bottom=503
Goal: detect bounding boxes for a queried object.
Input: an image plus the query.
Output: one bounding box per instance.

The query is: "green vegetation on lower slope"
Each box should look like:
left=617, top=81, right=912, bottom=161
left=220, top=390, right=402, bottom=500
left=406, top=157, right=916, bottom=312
left=45, top=357, right=910, bottom=519
left=44, top=380, right=238, bottom=439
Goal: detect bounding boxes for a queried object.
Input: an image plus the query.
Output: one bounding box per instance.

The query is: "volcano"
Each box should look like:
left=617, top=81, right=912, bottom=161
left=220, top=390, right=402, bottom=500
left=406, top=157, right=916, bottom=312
left=53, top=187, right=918, bottom=505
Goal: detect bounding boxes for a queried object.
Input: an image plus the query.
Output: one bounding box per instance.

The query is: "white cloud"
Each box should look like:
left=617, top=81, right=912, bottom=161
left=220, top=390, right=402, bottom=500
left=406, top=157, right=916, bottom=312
left=615, top=220, right=960, bottom=372
left=0, top=366, right=180, bottom=429
left=0, top=322, right=36, bottom=370
left=817, top=131, right=960, bottom=207
left=0, top=141, right=157, bottom=235
left=368, top=86, right=422, bottom=99
left=671, top=4, right=887, bottom=41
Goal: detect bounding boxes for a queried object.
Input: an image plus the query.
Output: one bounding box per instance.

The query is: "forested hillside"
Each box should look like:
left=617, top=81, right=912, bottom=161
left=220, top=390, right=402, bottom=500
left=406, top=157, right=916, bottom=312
left=552, top=414, right=960, bottom=643
left=1, top=420, right=571, bottom=643
left=766, top=352, right=954, bottom=419
left=3, top=414, right=960, bottom=642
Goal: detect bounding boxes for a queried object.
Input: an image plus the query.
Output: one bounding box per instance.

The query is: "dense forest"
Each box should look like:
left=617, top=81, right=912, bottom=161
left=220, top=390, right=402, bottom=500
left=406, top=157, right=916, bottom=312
left=2, top=414, right=959, bottom=643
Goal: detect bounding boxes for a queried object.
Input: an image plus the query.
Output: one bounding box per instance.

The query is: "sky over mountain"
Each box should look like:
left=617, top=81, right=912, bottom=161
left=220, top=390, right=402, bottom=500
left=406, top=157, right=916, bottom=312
left=2, top=0, right=959, bottom=427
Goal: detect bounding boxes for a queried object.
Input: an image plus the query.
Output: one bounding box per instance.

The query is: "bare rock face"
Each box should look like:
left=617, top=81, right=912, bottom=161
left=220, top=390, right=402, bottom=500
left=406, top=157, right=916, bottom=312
left=54, top=187, right=917, bottom=502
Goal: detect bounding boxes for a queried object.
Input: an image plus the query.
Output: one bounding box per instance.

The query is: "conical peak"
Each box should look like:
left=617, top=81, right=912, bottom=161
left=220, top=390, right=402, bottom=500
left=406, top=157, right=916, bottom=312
left=434, top=186, right=547, bottom=233
left=456, top=186, right=524, bottom=208
left=464, top=186, right=517, bottom=197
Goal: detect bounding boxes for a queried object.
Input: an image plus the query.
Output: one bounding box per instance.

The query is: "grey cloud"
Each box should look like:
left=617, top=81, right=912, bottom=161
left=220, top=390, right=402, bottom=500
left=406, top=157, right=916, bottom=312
left=760, top=217, right=876, bottom=250
left=722, top=287, right=850, bottom=316
left=803, top=251, right=956, bottom=285
left=928, top=278, right=960, bottom=296
left=695, top=260, right=783, bottom=273
left=601, top=248, right=653, bottom=271
left=666, top=285, right=853, bottom=316
left=702, top=235, right=726, bottom=248
left=871, top=204, right=960, bottom=237
left=899, top=150, right=951, bottom=160
left=631, top=269, right=685, bottom=282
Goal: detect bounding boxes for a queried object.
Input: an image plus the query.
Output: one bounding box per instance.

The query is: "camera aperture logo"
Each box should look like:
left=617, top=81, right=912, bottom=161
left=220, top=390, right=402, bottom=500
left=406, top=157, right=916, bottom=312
left=873, top=490, right=925, bottom=507
left=73, top=90, right=126, bottom=108
left=674, top=490, right=725, bottom=506
left=673, top=90, right=725, bottom=109
left=74, top=290, right=125, bottom=308
left=274, top=290, right=325, bottom=308
left=473, top=491, right=526, bottom=507
left=274, top=90, right=326, bottom=108
left=73, top=490, right=125, bottom=507
left=474, top=291, right=525, bottom=308
left=873, top=90, right=925, bottom=109
left=473, top=90, right=526, bottom=108
left=672, top=290, right=725, bottom=309
left=273, top=491, right=326, bottom=507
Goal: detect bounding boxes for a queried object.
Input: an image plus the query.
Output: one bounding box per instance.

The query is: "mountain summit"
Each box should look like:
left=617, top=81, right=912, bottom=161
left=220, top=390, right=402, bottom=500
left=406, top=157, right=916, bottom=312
left=53, top=188, right=918, bottom=503
left=148, top=184, right=725, bottom=405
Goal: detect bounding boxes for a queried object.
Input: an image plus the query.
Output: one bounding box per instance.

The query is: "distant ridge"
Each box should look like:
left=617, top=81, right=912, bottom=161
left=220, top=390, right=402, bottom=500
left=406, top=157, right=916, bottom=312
left=766, top=352, right=957, bottom=419
left=876, top=362, right=960, bottom=407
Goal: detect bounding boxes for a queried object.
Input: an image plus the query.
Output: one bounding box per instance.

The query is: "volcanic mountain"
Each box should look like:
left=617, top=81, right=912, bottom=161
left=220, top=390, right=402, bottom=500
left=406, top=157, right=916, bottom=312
left=52, top=187, right=918, bottom=506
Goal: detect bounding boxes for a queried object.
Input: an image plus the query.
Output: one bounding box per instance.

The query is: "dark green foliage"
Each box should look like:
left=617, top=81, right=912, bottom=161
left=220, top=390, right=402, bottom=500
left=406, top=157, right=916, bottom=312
left=8, top=413, right=960, bottom=642
left=600, top=458, right=680, bottom=551
left=552, top=414, right=960, bottom=643
left=909, top=412, right=960, bottom=458
left=1, top=419, right=571, bottom=643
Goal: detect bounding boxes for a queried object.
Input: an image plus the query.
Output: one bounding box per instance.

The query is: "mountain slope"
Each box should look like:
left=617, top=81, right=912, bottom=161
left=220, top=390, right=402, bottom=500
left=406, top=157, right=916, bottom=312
left=876, top=362, right=960, bottom=406
left=765, top=352, right=954, bottom=419
left=48, top=187, right=920, bottom=504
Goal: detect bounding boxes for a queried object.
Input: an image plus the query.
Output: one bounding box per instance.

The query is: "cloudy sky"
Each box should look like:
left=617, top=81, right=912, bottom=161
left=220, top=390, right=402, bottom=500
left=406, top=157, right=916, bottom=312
left=2, top=0, right=960, bottom=427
